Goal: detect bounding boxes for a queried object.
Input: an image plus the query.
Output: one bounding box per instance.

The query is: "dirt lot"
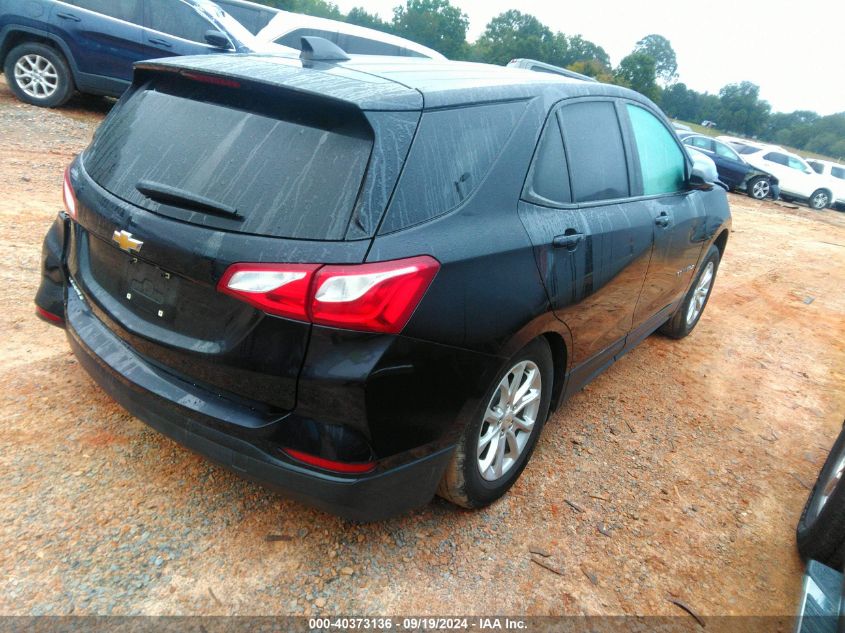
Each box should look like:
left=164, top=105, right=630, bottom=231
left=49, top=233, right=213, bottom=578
left=1, top=75, right=844, bottom=619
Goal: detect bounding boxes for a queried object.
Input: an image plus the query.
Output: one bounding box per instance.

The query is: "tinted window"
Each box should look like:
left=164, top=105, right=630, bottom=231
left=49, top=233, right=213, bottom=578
left=146, top=0, right=215, bottom=43
left=382, top=101, right=526, bottom=232
left=687, top=136, right=714, bottom=152
left=714, top=141, right=740, bottom=161
left=734, top=144, right=759, bottom=155
left=558, top=101, right=628, bottom=202
left=83, top=81, right=373, bottom=240
left=336, top=33, right=400, bottom=56
left=808, top=161, right=824, bottom=174
left=527, top=116, right=571, bottom=204
left=832, top=166, right=845, bottom=180
left=276, top=28, right=337, bottom=49
left=63, top=0, right=141, bottom=23
left=627, top=104, right=686, bottom=196
left=787, top=156, right=807, bottom=171
left=764, top=152, right=788, bottom=166
left=213, top=1, right=275, bottom=35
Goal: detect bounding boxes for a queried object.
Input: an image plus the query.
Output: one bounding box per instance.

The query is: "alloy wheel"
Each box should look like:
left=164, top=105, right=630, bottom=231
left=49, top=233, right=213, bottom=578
left=477, top=360, right=542, bottom=482
left=686, top=261, right=714, bottom=326
left=14, top=54, right=59, bottom=100
left=752, top=180, right=770, bottom=199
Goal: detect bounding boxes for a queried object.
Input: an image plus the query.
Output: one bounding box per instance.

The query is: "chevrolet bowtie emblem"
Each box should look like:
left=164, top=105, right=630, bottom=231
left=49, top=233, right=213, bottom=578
left=112, top=230, right=143, bottom=253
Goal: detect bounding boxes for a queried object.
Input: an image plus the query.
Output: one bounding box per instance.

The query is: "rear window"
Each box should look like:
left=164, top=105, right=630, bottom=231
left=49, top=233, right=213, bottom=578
left=832, top=166, right=845, bottom=180
left=83, top=80, right=373, bottom=240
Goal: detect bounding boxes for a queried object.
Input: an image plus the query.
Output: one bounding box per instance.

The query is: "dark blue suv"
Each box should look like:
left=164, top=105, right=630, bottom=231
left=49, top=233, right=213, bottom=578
left=0, top=0, right=260, bottom=107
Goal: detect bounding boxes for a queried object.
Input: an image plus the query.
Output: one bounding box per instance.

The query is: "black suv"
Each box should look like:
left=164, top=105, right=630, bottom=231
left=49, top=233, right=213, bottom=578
left=35, top=51, right=731, bottom=521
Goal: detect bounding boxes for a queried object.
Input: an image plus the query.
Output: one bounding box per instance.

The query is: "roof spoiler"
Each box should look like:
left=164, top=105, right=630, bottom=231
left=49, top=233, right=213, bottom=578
left=300, top=36, right=350, bottom=63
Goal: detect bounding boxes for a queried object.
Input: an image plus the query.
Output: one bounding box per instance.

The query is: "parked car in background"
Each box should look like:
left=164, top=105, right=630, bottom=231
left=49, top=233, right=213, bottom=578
left=720, top=138, right=834, bottom=209
left=672, top=121, right=692, bottom=133
left=0, top=0, right=294, bottom=107
left=679, top=133, right=779, bottom=200
left=794, top=423, right=845, bottom=632
left=257, top=10, right=444, bottom=59
left=36, top=50, right=729, bottom=520
left=213, top=0, right=278, bottom=35
left=806, top=159, right=845, bottom=210
left=507, top=58, right=597, bottom=82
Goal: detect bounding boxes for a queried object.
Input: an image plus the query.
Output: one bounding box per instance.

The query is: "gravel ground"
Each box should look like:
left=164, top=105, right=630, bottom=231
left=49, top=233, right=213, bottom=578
left=0, top=75, right=844, bottom=618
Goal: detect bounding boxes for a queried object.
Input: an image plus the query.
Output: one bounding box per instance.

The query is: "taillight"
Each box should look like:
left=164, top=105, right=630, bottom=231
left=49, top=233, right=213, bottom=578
left=62, top=166, right=77, bottom=220
left=282, top=448, right=376, bottom=474
left=218, top=263, right=320, bottom=321
left=218, top=256, right=440, bottom=334
left=310, top=256, right=439, bottom=334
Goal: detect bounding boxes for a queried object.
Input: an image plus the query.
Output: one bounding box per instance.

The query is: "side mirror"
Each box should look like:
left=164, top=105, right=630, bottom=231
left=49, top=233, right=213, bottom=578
left=688, top=155, right=718, bottom=191
left=205, top=30, right=231, bottom=50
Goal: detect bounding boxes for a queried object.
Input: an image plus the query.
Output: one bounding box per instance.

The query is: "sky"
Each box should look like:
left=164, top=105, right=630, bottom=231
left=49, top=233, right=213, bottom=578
left=331, top=0, right=845, bottom=116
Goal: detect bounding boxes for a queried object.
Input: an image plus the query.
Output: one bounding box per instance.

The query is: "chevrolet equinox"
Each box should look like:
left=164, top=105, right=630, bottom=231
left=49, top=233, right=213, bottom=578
left=35, top=46, right=731, bottom=521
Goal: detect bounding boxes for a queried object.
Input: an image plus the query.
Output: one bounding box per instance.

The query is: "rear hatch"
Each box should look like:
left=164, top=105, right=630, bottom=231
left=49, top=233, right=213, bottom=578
left=66, top=60, right=421, bottom=414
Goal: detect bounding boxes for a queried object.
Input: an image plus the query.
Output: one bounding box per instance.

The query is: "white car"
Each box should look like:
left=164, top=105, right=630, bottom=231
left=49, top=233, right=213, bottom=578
left=806, top=159, right=845, bottom=208
left=719, top=138, right=835, bottom=210
left=256, top=11, right=445, bottom=59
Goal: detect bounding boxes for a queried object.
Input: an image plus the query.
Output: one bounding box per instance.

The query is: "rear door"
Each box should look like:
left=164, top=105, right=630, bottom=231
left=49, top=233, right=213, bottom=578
left=49, top=0, right=145, bottom=82
left=518, top=99, right=654, bottom=373
left=712, top=139, right=750, bottom=188
left=141, top=0, right=227, bottom=58
left=624, top=103, right=707, bottom=330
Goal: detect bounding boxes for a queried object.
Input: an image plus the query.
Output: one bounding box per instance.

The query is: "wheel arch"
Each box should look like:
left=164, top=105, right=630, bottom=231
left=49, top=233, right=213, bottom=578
left=0, top=26, right=78, bottom=81
left=713, top=228, right=729, bottom=259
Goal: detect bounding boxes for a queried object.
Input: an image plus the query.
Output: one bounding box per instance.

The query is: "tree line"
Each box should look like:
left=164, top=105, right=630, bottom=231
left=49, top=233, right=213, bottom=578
left=258, top=0, right=844, bottom=159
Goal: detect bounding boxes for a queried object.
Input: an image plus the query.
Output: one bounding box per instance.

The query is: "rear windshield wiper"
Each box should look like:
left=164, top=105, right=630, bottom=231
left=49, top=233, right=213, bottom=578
left=136, top=180, right=242, bottom=220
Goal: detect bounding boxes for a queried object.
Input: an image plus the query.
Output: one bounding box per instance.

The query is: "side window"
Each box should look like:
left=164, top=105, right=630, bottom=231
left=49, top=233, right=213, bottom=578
left=335, top=33, right=400, bottom=56
left=626, top=104, right=687, bottom=196
left=63, top=0, right=141, bottom=23
left=688, top=136, right=714, bottom=152
left=146, top=0, right=216, bottom=43
left=764, top=152, right=789, bottom=166
left=276, top=28, right=338, bottom=49
left=808, top=161, right=824, bottom=175
left=787, top=156, right=807, bottom=171
left=832, top=166, right=845, bottom=181
left=526, top=115, right=571, bottom=204
left=557, top=101, right=629, bottom=202
left=382, top=101, right=527, bottom=232
left=714, top=141, right=740, bottom=160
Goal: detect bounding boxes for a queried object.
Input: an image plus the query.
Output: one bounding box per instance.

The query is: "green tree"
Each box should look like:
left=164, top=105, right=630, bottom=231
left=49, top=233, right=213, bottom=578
left=562, top=34, right=611, bottom=69
left=345, top=7, right=392, bottom=33
left=474, top=11, right=555, bottom=66
left=391, top=0, right=469, bottom=59
left=634, top=34, right=678, bottom=84
left=614, top=52, right=660, bottom=101
left=260, top=0, right=342, bottom=19
left=568, top=59, right=614, bottom=83
left=717, top=81, right=771, bottom=136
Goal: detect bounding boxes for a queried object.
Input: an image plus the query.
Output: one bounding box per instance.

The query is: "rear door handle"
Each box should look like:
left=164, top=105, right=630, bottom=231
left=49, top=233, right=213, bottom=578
left=148, top=38, right=172, bottom=47
left=553, top=233, right=585, bottom=250
left=56, top=11, right=81, bottom=21
left=655, top=213, right=671, bottom=228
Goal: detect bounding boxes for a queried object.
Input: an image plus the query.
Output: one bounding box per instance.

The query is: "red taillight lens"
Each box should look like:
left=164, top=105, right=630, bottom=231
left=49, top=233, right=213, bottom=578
left=181, top=71, right=241, bottom=89
left=62, top=166, right=77, bottom=220
left=217, top=263, right=320, bottom=321
left=310, top=256, right=439, bottom=334
left=282, top=448, right=376, bottom=474
left=218, top=256, right=439, bottom=334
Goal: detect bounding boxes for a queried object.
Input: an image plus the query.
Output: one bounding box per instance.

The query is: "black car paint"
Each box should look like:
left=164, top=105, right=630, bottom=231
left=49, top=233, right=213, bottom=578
left=36, top=56, right=731, bottom=520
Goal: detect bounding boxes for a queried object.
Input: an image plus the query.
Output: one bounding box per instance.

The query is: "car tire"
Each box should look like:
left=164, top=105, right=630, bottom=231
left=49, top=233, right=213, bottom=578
left=797, top=425, right=845, bottom=568
left=3, top=43, right=74, bottom=108
left=747, top=176, right=771, bottom=200
left=659, top=244, right=721, bottom=339
left=437, top=338, right=553, bottom=509
left=809, top=189, right=831, bottom=210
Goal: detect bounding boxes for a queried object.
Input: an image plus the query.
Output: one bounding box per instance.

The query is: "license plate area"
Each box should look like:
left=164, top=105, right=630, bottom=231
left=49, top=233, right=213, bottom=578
left=123, top=257, right=180, bottom=322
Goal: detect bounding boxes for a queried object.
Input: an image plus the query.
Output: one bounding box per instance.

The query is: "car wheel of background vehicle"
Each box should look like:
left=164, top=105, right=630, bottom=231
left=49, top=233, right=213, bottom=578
left=797, top=425, right=845, bottom=569
left=437, top=338, right=553, bottom=509
left=809, top=189, right=831, bottom=210
left=748, top=176, right=771, bottom=200
left=3, top=43, right=74, bottom=108
left=659, top=244, right=721, bottom=340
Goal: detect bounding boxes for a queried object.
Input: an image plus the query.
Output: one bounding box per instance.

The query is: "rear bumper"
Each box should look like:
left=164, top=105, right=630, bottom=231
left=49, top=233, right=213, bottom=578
left=65, top=290, right=454, bottom=521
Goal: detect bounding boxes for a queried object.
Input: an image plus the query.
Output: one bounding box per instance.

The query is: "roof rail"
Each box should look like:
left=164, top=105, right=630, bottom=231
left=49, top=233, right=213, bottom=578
left=300, top=36, right=350, bottom=62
